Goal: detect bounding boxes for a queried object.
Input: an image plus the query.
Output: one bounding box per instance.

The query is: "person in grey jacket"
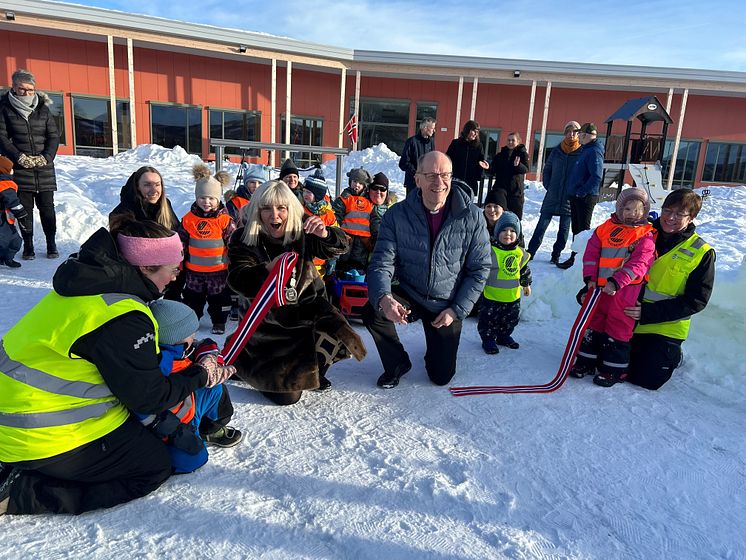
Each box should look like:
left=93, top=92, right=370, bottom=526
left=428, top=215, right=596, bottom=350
left=363, top=151, right=491, bottom=388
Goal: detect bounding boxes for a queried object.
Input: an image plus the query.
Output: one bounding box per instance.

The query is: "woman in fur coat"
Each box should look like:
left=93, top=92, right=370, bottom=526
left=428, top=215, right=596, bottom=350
left=227, top=180, right=366, bottom=405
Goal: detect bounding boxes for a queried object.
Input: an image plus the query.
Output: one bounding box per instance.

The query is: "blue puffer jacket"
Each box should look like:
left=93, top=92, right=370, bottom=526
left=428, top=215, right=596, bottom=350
left=540, top=142, right=582, bottom=216
left=567, top=139, right=604, bottom=197
left=367, top=180, right=491, bottom=320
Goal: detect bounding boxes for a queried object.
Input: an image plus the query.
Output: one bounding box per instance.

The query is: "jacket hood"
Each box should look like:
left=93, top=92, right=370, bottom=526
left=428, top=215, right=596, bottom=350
left=53, top=227, right=162, bottom=301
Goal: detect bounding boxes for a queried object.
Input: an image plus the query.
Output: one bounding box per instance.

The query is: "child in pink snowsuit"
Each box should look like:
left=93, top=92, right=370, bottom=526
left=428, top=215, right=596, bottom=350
left=569, top=187, right=656, bottom=387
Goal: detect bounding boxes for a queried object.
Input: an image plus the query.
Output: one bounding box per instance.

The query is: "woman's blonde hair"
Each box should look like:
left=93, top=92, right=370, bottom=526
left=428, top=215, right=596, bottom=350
left=241, top=180, right=304, bottom=246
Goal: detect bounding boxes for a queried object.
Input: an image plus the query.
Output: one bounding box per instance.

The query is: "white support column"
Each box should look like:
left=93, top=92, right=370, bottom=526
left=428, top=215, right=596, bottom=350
left=126, top=38, right=136, bottom=148
left=469, top=77, right=479, bottom=120
left=284, top=61, right=292, bottom=161
left=665, top=87, right=674, bottom=115
left=454, top=76, right=464, bottom=138
left=338, top=67, right=347, bottom=148
left=525, top=80, right=537, bottom=157
left=535, top=81, right=552, bottom=182
left=107, top=36, right=119, bottom=155
left=353, top=70, right=361, bottom=151
left=270, top=59, right=277, bottom=165
left=666, top=88, right=689, bottom=190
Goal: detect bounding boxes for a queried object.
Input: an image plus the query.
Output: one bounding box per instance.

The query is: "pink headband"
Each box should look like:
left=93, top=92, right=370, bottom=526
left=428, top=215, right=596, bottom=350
left=117, top=232, right=184, bottom=266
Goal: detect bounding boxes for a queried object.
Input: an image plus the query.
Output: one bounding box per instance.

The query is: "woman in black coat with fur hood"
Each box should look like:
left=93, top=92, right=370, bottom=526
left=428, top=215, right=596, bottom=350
left=488, top=132, right=529, bottom=219
left=227, top=180, right=366, bottom=406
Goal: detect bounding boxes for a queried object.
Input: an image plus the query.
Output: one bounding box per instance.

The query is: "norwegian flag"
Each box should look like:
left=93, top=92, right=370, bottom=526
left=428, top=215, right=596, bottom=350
left=343, top=114, right=358, bottom=144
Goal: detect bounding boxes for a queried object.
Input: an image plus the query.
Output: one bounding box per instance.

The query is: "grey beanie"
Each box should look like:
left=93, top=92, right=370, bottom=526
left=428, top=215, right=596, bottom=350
left=149, top=299, right=200, bottom=345
left=347, top=167, right=372, bottom=186
left=495, top=210, right=521, bottom=239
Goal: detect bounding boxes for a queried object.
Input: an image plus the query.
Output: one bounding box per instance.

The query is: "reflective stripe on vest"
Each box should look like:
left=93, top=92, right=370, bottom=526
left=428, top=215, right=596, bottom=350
left=592, top=220, right=653, bottom=286
left=634, top=233, right=711, bottom=340
left=483, top=246, right=528, bottom=302
left=181, top=212, right=231, bottom=272
left=168, top=357, right=196, bottom=424
left=341, top=195, right=372, bottom=238
left=0, top=292, right=155, bottom=462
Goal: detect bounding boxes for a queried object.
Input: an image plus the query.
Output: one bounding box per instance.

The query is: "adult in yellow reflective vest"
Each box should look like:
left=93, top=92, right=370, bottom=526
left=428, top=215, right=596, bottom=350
left=478, top=211, right=532, bottom=354
left=624, top=189, right=715, bottom=391
left=0, top=217, right=231, bottom=515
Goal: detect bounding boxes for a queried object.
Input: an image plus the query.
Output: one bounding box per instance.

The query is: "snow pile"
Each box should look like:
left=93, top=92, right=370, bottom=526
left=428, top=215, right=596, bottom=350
left=2, top=143, right=745, bottom=559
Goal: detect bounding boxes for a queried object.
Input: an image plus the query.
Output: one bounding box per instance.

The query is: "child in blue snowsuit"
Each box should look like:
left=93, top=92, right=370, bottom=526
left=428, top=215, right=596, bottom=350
left=0, top=155, right=28, bottom=268
left=144, top=299, right=242, bottom=474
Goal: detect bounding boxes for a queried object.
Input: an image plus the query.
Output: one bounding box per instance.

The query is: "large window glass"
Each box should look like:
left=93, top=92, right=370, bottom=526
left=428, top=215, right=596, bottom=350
left=702, top=142, right=746, bottom=184
left=71, top=96, right=131, bottom=157
left=480, top=128, right=501, bottom=161
left=416, top=102, right=437, bottom=130
left=280, top=116, right=323, bottom=167
left=151, top=104, right=202, bottom=155
left=209, top=109, right=261, bottom=156
left=351, top=98, right=410, bottom=155
left=661, top=139, right=701, bottom=188
left=1, top=88, right=66, bottom=145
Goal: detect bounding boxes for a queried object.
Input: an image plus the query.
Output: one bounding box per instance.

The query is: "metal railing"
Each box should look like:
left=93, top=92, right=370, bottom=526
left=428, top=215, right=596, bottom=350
left=210, top=139, right=349, bottom=197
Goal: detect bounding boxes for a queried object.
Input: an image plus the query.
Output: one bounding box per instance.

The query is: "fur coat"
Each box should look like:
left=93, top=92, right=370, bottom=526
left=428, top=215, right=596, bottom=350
left=227, top=225, right=366, bottom=393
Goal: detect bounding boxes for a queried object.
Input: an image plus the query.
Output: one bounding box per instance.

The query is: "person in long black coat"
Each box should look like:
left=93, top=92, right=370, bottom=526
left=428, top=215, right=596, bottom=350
left=446, top=120, right=489, bottom=195
left=0, top=70, right=60, bottom=259
left=488, top=132, right=529, bottom=219
left=399, top=117, right=436, bottom=194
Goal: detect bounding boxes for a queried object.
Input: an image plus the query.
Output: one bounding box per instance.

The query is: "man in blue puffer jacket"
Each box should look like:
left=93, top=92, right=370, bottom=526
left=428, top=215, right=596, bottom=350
left=557, top=122, right=604, bottom=269
left=363, top=151, right=491, bottom=388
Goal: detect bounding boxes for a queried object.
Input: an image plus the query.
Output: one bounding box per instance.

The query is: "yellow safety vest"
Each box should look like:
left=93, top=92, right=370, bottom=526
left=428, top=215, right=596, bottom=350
left=634, top=233, right=711, bottom=340
left=483, top=246, right=529, bottom=303
left=0, top=292, right=158, bottom=462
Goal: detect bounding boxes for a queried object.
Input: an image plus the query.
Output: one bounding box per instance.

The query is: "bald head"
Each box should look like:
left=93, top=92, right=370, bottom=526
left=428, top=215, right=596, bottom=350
left=415, top=151, right=453, bottom=211
left=416, top=151, right=452, bottom=174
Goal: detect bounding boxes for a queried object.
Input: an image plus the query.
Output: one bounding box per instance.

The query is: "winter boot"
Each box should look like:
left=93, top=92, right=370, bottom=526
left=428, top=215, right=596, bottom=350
left=482, top=340, right=499, bottom=355
left=496, top=334, right=520, bottom=349
left=211, top=323, right=226, bottom=335
left=570, top=329, right=603, bottom=378
left=0, top=465, right=21, bottom=515
left=556, top=252, right=576, bottom=269
left=22, top=234, right=35, bottom=260
left=46, top=236, right=59, bottom=259
left=569, top=362, right=596, bottom=379
left=203, top=426, right=243, bottom=448
left=377, top=359, right=413, bottom=389
left=3, top=259, right=21, bottom=268
left=593, top=337, right=630, bottom=387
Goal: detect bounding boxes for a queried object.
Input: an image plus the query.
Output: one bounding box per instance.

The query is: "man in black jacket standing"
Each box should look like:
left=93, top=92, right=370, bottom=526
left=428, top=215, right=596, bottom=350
left=0, top=69, right=60, bottom=260
left=399, top=117, right=436, bottom=194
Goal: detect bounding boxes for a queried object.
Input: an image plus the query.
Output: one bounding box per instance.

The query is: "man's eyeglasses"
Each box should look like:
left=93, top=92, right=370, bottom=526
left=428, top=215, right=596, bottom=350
left=661, top=208, right=690, bottom=220
left=14, top=86, right=35, bottom=95
left=417, top=172, right=453, bottom=183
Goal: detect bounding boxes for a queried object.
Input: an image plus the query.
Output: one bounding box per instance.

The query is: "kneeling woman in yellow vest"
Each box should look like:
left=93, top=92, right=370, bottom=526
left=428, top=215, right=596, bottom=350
left=0, top=216, right=234, bottom=515
left=624, top=188, right=716, bottom=391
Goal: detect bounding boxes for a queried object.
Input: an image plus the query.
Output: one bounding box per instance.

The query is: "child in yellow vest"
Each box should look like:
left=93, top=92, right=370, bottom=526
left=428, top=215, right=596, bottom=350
left=478, top=211, right=532, bottom=354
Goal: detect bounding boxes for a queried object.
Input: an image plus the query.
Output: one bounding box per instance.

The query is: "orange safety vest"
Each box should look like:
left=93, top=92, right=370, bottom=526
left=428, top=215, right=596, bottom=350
left=340, top=195, right=373, bottom=238
left=0, top=179, right=18, bottom=225
left=230, top=195, right=250, bottom=215
left=181, top=212, right=232, bottom=273
left=592, top=220, right=653, bottom=286
left=168, top=356, right=196, bottom=424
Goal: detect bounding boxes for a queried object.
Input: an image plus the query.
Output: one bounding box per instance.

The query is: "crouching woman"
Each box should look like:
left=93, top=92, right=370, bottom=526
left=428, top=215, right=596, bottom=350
left=227, top=180, right=366, bottom=405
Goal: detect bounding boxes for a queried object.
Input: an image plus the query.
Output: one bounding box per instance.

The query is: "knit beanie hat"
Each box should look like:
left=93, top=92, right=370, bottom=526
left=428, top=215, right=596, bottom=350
left=370, top=172, right=389, bottom=190
left=564, top=120, right=581, bottom=133
left=483, top=189, right=507, bottom=209
left=243, top=163, right=270, bottom=185
left=579, top=122, right=597, bottom=135
left=347, top=167, right=372, bottom=186
left=304, top=168, right=328, bottom=202
left=616, top=187, right=650, bottom=222
left=279, top=158, right=299, bottom=180
left=149, top=299, right=200, bottom=345
left=495, top=210, right=521, bottom=239
left=193, top=163, right=230, bottom=199
left=0, top=155, right=13, bottom=175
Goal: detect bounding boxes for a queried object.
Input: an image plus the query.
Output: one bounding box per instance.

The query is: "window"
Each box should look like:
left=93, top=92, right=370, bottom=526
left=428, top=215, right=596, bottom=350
left=209, top=109, right=261, bottom=156
left=351, top=98, right=410, bottom=155
left=1, top=88, right=66, bottom=145
left=702, top=142, right=746, bottom=184
left=151, top=104, right=202, bottom=155
left=416, top=102, right=437, bottom=130
left=480, top=128, right=501, bottom=161
left=71, top=96, right=132, bottom=158
left=280, top=116, right=323, bottom=167
left=661, top=139, right=701, bottom=188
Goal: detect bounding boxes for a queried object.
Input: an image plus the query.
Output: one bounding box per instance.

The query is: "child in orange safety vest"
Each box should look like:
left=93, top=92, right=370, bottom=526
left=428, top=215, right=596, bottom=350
left=0, top=155, right=29, bottom=268
left=569, top=187, right=656, bottom=387
left=179, top=164, right=236, bottom=335
left=333, top=167, right=373, bottom=273
left=303, top=168, right=338, bottom=278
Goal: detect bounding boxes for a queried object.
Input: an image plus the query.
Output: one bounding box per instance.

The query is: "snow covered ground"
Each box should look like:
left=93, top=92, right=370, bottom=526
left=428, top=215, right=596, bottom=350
left=2, top=144, right=745, bottom=559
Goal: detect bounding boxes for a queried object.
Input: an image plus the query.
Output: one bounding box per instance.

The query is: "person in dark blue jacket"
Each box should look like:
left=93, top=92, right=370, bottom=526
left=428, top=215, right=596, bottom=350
left=557, top=122, right=604, bottom=269
left=399, top=117, right=436, bottom=194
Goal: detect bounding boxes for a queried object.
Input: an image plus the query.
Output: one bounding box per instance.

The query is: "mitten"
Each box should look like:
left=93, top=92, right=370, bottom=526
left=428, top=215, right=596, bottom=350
left=31, top=155, right=48, bottom=167
left=17, top=154, right=34, bottom=169
left=10, top=205, right=28, bottom=223
left=197, top=353, right=236, bottom=388
left=169, top=422, right=204, bottom=455
left=149, top=410, right=181, bottom=438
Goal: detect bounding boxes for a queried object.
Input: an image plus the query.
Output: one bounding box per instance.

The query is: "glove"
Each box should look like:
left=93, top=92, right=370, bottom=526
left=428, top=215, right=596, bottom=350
left=197, top=353, right=236, bottom=388
left=149, top=410, right=181, bottom=438
left=30, top=155, right=48, bottom=167
left=17, top=153, right=34, bottom=169
left=169, top=422, right=204, bottom=455
left=11, top=205, right=29, bottom=233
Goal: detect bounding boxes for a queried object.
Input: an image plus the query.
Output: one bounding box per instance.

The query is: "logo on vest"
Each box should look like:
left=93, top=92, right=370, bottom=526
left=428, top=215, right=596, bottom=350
left=134, top=332, right=155, bottom=349
left=504, top=254, right=519, bottom=275
left=196, top=220, right=211, bottom=237
left=609, top=226, right=626, bottom=246
left=355, top=199, right=367, bottom=210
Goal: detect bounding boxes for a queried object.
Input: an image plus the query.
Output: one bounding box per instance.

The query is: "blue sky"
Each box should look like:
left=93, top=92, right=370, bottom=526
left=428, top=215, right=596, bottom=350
left=65, top=0, right=745, bottom=71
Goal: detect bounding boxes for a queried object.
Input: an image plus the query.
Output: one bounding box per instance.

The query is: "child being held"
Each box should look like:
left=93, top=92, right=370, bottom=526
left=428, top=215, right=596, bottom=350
left=303, top=168, right=338, bottom=278
left=570, top=186, right=656, bottom=387
left=144, top=299, right=242, bottom=474
left=478, top=211, right=532, bottom=354
left=0, top=156, right=29, bottom=268
left=180, top=164, right=236, bottom=335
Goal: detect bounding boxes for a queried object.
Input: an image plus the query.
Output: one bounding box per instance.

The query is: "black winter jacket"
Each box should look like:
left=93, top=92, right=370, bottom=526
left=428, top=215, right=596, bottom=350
left=489, top=144, right=529, bottom=196
left=0, top=92, right=60, bottom=193
left=109, top=171, right=180, bottom=231
left=53, top=228, right=207, bottom=414
left=399, top=132, right=435, bottom=191
left=446, top=137, right=486, bottom=193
